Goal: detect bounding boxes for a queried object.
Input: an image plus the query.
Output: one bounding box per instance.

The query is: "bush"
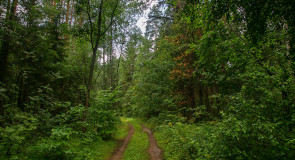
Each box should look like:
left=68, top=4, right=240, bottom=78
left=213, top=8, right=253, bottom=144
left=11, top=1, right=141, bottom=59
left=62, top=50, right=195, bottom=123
left=155, top=104, right=295, bottom=160
left=154, top=123, right=203, bottom=160
left=87, top=109, right=118, bottom=140
left=29, top=127, right=78, bottom=160
left=86, top=90, right=120, bottom=140
left=0, top=111, right=38, bottom=158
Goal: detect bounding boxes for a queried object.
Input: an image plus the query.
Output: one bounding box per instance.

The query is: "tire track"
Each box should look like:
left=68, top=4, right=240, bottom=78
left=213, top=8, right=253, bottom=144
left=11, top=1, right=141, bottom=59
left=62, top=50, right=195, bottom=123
left=109, top=123, right=134, bottom=160
left=142, top=125, right=162, bottom=160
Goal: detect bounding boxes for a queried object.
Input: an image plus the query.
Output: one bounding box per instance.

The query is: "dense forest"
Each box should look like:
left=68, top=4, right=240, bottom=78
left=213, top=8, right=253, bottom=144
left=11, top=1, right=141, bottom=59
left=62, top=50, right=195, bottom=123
left=1, top=0, right=295, bottom=159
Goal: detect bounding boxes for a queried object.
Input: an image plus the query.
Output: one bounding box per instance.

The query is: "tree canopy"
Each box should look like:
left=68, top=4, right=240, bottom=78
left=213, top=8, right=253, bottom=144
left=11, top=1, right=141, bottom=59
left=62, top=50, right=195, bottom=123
left=1, top=0, right=295, bottom=159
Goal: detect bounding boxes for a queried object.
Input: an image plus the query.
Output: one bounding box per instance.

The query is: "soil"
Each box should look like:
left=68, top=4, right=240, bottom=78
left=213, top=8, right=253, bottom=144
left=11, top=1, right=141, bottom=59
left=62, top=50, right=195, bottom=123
left=142, top=125, right=162, bottom=160
left=109, top=123, right=134, bottom=160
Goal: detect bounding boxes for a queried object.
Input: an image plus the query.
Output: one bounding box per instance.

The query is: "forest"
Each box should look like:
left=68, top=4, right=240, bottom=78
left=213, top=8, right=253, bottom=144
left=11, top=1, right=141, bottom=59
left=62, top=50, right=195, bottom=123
left=1, top=0, right=295, bottom=159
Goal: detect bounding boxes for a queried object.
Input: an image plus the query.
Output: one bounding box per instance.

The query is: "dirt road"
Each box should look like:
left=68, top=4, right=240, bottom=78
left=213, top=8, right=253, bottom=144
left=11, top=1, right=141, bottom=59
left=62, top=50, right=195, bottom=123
left=142, top=125, right=162, bottom=160
left=109, top=123, right=134, bottom=160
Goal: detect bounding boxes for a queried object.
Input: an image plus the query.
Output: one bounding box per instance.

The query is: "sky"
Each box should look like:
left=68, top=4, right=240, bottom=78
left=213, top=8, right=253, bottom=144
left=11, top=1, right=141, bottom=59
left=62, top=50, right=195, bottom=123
left=136, top=1, right=158, bottom=34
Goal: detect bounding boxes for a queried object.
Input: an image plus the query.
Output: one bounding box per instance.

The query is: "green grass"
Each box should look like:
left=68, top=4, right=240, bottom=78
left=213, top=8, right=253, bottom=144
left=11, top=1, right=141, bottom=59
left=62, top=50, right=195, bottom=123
left=114, top=117, right=131, bottom=140
left=88, top=117, right=132, bottom=160
left=88, top=140, right=117, bottom=160
left=67, top=117, right=131, bottom=160
left=123, top=119, right=149, bottom=160
left=67, top=117, right=150, bottom=160
left=67, top=135, right=117, bottom=160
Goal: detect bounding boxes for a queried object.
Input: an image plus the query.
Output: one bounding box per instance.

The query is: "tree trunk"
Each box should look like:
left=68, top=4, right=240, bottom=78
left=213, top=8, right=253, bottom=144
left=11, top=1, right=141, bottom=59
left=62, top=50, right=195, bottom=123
left=84, top=0, right=104, bottom=130
left=50, top=0, right=56, bottom=23
left=110, top=26, right=113, bottom=90
left=66, top=0, right=70, bottom=24
left=83, top=0, right=119, bottom=132
left=102, top=46, right=106, bottom=89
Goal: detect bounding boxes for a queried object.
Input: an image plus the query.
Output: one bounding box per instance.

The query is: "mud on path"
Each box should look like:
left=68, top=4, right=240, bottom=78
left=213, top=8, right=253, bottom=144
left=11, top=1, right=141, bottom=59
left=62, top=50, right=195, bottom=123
left=109, top=123, right=134, bottom=160
left=142, top=125, right=162, bottom=160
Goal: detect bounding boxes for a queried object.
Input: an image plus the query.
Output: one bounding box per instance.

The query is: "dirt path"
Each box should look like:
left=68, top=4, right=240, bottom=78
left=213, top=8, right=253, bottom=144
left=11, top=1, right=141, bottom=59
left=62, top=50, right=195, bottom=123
left=142, top=125, right=162, bottom=160
left=109, top=123, right=134, bottom=160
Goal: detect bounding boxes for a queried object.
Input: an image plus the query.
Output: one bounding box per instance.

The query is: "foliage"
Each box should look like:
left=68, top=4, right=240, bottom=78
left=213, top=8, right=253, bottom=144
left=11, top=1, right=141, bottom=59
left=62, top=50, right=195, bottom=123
left=86, top=89, right=121, bottom=140
left=1, top=0, right=295, bottom=159
left=87, top=108, right=118, bottom=140
left=140, top=0, right=295, bottom=159
left=1, top=0, right=144, bottom=158
left=155, top=123, right=204, bottom=160
left=29, top=127, right=78, bottom=160
left=125, top=37, right=176, bottom=118
left=0, top=112, right=38, bottom=158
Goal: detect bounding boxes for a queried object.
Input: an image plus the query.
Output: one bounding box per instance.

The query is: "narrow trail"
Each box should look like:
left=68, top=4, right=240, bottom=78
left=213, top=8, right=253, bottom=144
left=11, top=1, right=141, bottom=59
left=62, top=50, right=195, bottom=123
left=109, top=123, right=134, bottom=160
left=142, top=125, right=162, bottom=160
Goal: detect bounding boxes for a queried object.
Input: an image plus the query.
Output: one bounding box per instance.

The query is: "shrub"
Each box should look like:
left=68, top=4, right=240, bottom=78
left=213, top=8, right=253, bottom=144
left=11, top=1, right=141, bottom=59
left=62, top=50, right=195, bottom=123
left=0, top=111, right=38, bottom=158
left=87, top=109, right=118, bottom=140
left=86, top=90, right=120, bottom=140
left=30, top=127, right=76, bottom=160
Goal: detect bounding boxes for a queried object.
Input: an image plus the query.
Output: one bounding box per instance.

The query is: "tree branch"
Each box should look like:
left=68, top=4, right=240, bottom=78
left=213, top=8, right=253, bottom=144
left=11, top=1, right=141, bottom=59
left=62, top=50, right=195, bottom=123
left=99, top=0, right=120, bottom=38
left=148, top=15, right=173, bottom=20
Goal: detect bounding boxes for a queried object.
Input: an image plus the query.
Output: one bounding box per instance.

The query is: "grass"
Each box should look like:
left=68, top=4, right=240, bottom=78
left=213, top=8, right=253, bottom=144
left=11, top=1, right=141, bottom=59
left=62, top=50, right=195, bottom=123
left=67, top=117, right=131, bottom=160
left=88, top=141, right=117, bottom=160
left=114, top=117, right=131, bottom=140
left=89, top=117, right=132, bottom=160
left=67, top=135, right=117, bottom=160
left=122, top=119, right=150, bottom=160
left=68, top=117, right=150, bottom=160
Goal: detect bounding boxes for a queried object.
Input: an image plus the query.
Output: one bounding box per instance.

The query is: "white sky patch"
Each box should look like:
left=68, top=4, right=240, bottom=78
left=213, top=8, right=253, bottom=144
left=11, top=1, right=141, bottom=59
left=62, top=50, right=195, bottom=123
left=136, top=1, right=158, bottom=35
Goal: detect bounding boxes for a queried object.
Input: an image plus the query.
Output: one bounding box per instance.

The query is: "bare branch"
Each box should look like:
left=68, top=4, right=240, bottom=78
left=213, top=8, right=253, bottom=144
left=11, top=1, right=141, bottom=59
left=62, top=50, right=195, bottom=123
left=148, top=15, right=173, bottom=20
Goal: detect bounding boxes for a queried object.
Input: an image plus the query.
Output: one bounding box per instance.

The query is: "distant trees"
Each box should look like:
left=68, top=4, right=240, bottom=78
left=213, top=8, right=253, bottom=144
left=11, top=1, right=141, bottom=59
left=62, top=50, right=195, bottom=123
left=120, top=0, right=295, bottom=158
left=0, top=0, right=144, bottom=158
left=0, top=0, right=18, bottom=83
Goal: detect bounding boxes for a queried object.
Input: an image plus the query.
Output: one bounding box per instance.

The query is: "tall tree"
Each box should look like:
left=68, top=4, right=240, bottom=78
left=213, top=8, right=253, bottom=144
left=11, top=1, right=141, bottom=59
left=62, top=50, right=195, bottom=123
left=66, top=0, right=70, bottom=24
left=76, top=0, right=120, bottom=126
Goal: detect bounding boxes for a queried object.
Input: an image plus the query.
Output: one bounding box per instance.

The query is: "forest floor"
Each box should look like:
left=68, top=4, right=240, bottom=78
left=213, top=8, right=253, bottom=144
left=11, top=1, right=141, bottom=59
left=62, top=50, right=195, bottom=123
left=109, top=118, right=162, bottom=160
